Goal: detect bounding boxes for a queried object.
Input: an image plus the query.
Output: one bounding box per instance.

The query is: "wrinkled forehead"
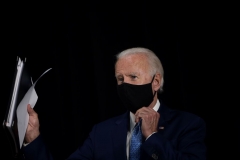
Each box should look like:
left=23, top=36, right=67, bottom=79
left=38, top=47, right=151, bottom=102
left=115, top=54, right=150, bottom=75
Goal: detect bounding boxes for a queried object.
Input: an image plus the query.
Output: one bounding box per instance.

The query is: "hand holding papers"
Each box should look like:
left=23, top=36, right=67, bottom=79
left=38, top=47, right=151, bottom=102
left=16, top=68, right=52, bottom=149
left=3, top=56, right=51, bottom=158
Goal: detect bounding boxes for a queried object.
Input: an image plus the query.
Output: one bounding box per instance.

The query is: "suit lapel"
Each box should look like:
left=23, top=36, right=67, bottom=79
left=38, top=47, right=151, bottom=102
left=112, top=112, right=129, bottom=160
left=157, top=103, right=175, bottom=132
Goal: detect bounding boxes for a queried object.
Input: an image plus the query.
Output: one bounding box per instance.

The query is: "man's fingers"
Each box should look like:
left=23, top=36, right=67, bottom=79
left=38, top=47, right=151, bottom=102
left=135, top=107, right=151, bottom=117
left=135, top=107, right=160, bottom=137
left=135, top=107, right=160, bottom=123
left=27, top=104, right=32, bottom=112
left=135, top=107, right=147, bottom=123
left=27, top=104, right=37, bottom=116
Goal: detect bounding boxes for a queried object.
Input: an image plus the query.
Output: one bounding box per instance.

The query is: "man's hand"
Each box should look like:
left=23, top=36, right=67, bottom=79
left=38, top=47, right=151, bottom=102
left=24, top=104, right=40, bottom=143
left=135, top=107, right=160, bottom=138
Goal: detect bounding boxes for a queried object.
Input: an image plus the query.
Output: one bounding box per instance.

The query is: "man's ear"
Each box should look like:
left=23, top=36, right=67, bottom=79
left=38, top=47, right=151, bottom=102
left=153, top=73, right=161, bottom=91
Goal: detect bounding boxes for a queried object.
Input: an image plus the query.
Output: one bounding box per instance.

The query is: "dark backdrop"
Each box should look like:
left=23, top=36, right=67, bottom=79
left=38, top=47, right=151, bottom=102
left=1, top=1, right=239, bottom=160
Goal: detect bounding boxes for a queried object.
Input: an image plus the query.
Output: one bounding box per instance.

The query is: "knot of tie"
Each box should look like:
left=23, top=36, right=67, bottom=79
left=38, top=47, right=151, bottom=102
left=129, top=121, right=142, bottom=160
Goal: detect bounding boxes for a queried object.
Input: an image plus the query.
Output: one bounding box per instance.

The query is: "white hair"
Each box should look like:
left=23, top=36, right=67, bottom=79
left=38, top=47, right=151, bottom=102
left=115, top=47, right=164, bottom=92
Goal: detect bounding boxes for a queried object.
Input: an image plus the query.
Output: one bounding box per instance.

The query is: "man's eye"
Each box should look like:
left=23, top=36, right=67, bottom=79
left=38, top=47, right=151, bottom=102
left=118, top=78, right=124, bottom=82
left=130, top=75, right=137, bottom=79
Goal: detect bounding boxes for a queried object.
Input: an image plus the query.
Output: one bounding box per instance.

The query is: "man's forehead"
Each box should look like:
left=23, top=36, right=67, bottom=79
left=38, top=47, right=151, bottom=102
left=116, top=54, right=148, bottom=66
left=115, top=71, right=140, bottom=76
left=115, top=63, right=148, bottom=77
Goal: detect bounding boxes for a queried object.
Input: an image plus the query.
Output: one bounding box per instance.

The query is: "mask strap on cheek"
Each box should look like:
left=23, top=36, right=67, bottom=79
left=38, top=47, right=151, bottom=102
left=151, top=74, right=156, bottom=83
left=151, top=74, right=157, bottom=97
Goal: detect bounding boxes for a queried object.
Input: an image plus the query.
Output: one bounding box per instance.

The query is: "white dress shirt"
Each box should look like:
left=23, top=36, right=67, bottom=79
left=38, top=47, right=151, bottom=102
left=126, top=99, right=160, bottom=160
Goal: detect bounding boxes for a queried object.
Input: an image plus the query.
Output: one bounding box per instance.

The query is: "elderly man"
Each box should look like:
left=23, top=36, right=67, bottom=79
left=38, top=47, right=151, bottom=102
left=23, top=47, right=206, bottom=160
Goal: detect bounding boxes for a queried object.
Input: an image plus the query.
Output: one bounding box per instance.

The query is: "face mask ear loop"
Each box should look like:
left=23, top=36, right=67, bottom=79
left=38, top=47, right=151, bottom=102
left=151, top=74, right=156, bottom=83
left=151, top=74, right=157, bottom=97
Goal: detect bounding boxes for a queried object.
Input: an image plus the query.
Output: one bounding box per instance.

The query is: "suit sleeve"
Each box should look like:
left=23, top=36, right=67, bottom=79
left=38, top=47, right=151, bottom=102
left=66, top=126, right=96, bottom=160
left=22, top=135, right=54, bottom=160
left=22, top=126, right=96, bottom=160
left=142, top=117, right=206, bottom=160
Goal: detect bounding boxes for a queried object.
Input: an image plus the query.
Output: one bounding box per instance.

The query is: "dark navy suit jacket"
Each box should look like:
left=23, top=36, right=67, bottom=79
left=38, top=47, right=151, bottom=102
left=23, top=103, right=206, bottom=160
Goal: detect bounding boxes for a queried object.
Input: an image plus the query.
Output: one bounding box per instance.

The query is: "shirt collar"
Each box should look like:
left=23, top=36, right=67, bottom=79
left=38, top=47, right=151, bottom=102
left=129, top=99, right=160, bottom=131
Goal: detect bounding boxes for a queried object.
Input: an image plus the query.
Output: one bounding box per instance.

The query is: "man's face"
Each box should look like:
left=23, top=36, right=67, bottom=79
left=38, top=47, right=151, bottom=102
left=115, top=54, right=152, bottom=85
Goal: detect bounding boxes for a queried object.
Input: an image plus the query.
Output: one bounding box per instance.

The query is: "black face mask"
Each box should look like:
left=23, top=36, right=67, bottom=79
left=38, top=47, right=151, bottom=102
left=117, top=75, right=157, bottom=113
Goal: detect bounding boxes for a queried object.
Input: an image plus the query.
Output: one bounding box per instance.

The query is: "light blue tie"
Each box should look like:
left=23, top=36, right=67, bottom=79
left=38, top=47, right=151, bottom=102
left=129, top=121, right=142, bottom=160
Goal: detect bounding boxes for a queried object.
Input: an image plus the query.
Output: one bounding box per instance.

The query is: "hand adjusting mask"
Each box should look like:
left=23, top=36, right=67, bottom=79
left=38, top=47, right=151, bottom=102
left=117, top=75, right=157, bottom=113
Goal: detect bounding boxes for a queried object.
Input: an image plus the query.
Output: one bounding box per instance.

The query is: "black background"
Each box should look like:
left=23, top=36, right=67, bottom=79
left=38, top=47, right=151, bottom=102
left=1, top=1, right=239, bottom=160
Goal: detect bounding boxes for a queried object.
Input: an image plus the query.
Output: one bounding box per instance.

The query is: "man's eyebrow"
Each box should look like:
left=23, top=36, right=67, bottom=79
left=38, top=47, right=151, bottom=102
left=128, top=72, right=139, bottom=76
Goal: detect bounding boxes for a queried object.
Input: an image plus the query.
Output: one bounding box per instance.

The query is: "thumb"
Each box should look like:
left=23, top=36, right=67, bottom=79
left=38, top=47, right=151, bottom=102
left=27, top=104, right=35, bottom=115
